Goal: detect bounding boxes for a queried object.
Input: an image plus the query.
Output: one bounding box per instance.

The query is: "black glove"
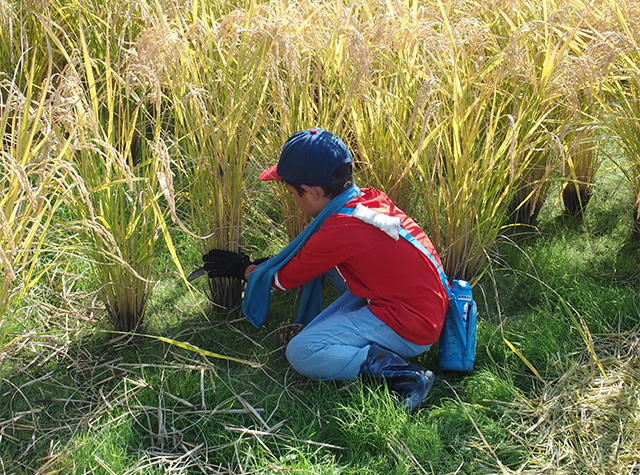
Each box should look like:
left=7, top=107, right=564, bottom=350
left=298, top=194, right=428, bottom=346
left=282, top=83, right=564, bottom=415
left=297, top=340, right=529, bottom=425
left=202, top=249, right=251, bottom=280
left=251, top=256, right=271, bottom=266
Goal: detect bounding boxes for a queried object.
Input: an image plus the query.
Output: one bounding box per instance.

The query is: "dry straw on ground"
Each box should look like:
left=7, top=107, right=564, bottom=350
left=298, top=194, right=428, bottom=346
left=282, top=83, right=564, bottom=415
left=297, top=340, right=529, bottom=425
left=520, top=327, right=640, bottom=474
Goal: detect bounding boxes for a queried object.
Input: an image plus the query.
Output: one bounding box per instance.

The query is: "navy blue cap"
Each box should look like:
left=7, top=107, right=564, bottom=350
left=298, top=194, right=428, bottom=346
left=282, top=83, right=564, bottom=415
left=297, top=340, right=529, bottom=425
left=259, top=128, right=352, bottom=186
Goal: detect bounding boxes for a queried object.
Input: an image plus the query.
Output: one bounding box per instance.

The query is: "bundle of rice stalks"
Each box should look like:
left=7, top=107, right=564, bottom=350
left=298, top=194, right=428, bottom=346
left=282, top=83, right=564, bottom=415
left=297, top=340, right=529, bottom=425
left=165, top=8, right=274, bottom=307
left=408, top=2, right=533, bottom=281
left=0, top=0, right=66, bottom=88
left=562, top=121, right=601, bottom=217
left=560, top=50, right=607, bottom=217
left=253, top=2, right=368, bottom=238
left=500, top=8, right=581, bottom=226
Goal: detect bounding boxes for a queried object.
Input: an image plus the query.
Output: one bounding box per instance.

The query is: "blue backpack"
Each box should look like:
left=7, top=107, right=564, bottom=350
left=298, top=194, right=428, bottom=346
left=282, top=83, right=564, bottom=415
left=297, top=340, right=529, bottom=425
left=338, top=205, right=478, bottom=372
left=437, top=280, right=477, bottom=371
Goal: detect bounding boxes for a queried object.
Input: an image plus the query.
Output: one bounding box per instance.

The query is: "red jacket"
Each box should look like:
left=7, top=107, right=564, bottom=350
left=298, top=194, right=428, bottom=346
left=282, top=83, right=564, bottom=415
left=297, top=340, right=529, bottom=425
left=269, top=188, right=448, bottom=345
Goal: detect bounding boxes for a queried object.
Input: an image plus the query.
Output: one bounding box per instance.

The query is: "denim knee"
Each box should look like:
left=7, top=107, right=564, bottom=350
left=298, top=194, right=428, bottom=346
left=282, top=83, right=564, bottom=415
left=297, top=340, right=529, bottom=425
left=285, top=332, right=321, bottom=378
left=285, top=331, right=368, bottom=381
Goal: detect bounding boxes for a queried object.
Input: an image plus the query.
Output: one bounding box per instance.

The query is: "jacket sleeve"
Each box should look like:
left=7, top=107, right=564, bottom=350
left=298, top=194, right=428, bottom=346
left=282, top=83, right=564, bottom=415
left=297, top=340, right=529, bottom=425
left=270, top=216, right=356, bottom=290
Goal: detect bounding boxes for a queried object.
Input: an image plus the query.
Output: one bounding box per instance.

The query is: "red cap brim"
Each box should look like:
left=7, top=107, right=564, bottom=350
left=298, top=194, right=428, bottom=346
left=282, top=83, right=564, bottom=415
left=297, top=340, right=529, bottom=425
left=258, top=165, right=282, bottom=181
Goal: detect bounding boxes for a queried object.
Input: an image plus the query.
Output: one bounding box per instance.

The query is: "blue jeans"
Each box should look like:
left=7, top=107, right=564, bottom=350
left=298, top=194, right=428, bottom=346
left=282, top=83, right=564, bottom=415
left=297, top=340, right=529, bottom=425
left=285, top=288, right=431, bottom=381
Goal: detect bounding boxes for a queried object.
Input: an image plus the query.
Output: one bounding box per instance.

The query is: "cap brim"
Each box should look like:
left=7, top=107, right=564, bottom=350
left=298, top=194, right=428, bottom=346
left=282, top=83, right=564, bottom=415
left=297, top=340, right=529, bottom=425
left=258, top=165, right=282, bottom=181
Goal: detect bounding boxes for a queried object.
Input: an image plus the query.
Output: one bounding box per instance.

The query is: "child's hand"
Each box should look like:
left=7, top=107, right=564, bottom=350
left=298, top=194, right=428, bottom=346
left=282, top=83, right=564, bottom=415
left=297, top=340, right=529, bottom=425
left=202, top=249, right=251, bottom=280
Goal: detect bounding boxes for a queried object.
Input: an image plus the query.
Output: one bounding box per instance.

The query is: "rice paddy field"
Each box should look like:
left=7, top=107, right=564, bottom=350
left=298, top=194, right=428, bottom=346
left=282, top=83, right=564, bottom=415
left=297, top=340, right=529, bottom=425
left=1, top=0, right=639, bottom=473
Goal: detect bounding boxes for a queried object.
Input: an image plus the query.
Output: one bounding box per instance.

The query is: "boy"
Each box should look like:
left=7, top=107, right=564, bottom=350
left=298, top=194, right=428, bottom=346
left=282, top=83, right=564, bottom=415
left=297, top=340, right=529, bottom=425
left=199, top=128, right=448, bottom=410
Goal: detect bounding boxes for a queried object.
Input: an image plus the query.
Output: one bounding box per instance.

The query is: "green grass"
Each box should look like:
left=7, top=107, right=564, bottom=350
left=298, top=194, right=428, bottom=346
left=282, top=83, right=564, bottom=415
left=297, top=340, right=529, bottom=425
left=2, top=161, right=639, bottom=474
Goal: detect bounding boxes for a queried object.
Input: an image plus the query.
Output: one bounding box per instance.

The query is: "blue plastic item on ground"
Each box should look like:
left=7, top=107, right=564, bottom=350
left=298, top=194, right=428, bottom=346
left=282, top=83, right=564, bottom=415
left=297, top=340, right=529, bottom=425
left=437, top=280, right=477, bottom=372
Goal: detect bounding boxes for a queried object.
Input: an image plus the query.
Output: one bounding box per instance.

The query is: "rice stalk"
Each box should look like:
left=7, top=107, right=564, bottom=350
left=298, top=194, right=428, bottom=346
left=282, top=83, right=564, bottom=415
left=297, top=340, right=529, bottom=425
left=68, top=138, right=161, bottom=333
left=0, top=0, right=16, bottom=76
left=348, top=49, right=438, bottom=213
left=558, top=22, right=615, bottom=218
left=257, top=2, right=367, bottom=238
left=562, top=122, right=602, bottom=217
left=408, top=1, right=531, bottom=281
left=499, top=3, right=586, bottom=226
left=608, top=77, right=640, bottom=237
left=0, top=0, right=65, bottom=89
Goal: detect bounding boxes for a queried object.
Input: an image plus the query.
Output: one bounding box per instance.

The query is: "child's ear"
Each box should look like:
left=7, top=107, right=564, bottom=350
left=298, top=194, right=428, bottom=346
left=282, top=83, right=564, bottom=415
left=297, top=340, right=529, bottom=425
left=301, top=184, right=321, bottom=200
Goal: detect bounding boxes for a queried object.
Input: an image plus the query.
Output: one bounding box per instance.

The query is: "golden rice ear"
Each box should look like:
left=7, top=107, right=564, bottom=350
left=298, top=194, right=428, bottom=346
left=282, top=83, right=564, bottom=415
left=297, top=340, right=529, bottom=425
left=0, top=0, right=12, bottom=33
left=128, top=26, right=190, bottom=103
left=0, top=207, right=15, bottom=283
left=149, top=135, right=199, bottom=237
left=51, top=62, right=98, bottom=134
left=51, top=161, right=96, bottom=219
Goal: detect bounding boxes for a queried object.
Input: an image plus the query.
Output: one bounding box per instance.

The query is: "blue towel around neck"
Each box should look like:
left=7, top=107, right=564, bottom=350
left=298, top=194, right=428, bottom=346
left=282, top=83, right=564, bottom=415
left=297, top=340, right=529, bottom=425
left=242, top=185, right=361, bottom=328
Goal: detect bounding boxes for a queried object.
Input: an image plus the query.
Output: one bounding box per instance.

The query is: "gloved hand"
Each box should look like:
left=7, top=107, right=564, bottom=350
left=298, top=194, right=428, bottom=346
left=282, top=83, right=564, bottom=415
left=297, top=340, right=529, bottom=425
left=251, top=256, right=271, bottom=266
left=202, top=249, right=251, bottom=280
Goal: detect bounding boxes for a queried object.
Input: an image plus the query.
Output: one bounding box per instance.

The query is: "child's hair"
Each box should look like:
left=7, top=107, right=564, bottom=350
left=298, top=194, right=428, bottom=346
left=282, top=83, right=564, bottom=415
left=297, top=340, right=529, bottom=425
left=284, top=163, right=354, bottom=198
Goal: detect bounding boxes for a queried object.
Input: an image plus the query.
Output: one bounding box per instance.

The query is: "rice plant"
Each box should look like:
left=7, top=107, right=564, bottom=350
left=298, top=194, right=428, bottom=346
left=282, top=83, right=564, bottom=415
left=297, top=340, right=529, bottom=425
left=0, top=55, right=68, bottom=350
left=49, top=5, right=165, bottom=332
left=597, top=1, right=640, bottom=236
left=562, top=120, right=602, bottom=217
left=557, top=19, right=614, bottom=217
left=167, top=7, right=274, bottom=307
left=499, top=2, right=583, bottom=226
left=402, top=2, right=528, bottom=281
left=348, top=52, right=436, bottom=213
left=0, top=0, right=61, bottom=89
left=607, top=76, right=640, bottom=236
